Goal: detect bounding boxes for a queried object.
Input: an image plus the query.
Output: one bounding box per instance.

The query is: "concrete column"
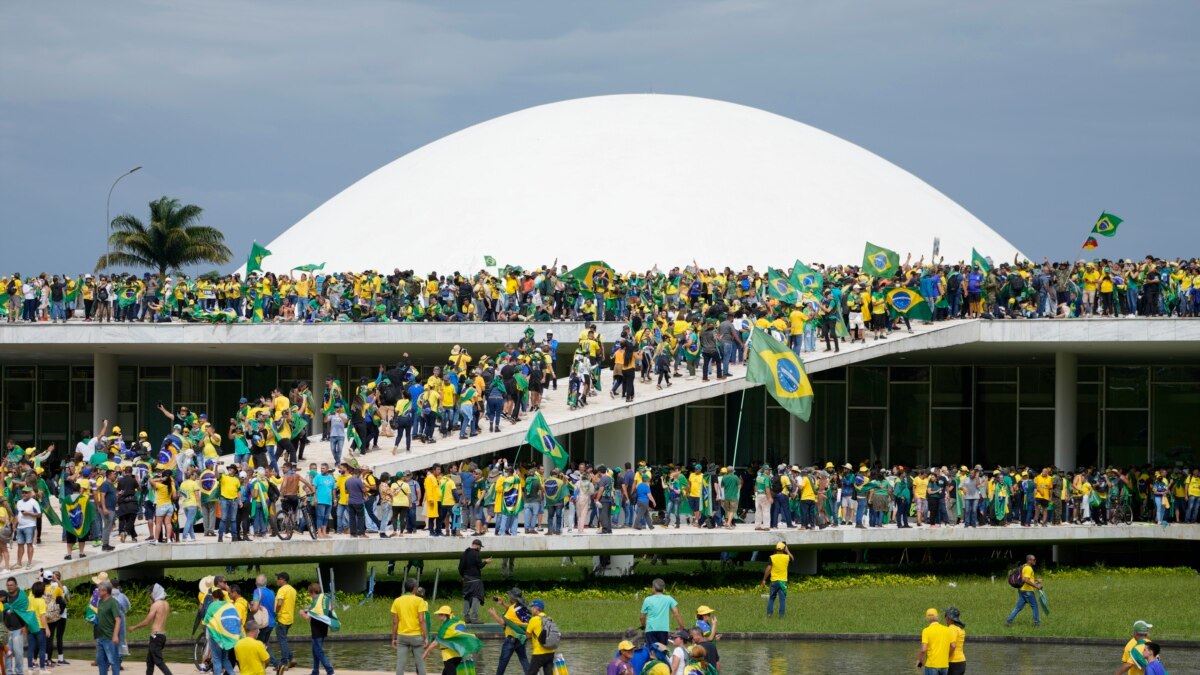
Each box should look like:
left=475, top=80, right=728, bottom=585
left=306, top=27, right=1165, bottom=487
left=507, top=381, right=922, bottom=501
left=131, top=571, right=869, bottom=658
left=1054, top=352, right=1077, bottom=470
left=789, top=416, right=813, bottom=468
left=592, top=417, right=635, bottom=575
left=312, top=353, right=337, bottom=435
left=94, top=352, right=119, bottom=435
left=320, top=561, right=369, bottom=594
left=793, top=548, right=818, bottom=576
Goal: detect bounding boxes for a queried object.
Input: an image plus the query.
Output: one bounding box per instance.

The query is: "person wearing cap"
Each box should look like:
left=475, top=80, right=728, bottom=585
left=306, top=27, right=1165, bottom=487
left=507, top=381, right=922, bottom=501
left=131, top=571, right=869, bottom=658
left=422, top=605, right=479, bottom=674
left=761, top=542, right=793, bottom=617
left=667, top=630, right=692, bottom=674
left=524, top=599, right=556, bottom=675
left=607, top=639, right=637, bottom=675
left=458, top=538, right=490, bottom=624
left=943, top=607, right=966, bottom=675
left=917, top=607, right=955, bottom=674
left=488, top=586, right=532, bottom=675
left=1117, top=620, right=1153, bottom=675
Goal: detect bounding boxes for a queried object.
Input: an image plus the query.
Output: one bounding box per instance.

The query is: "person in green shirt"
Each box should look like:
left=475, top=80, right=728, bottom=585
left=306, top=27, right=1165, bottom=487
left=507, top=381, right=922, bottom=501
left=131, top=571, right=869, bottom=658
left=95, top=581, right=123, bottom=675
left=719, top=468, right=741, bottom=529
left=892, top=467, right=912, bottom=528
left=543, top=469, right=569, bottom=535
left=753, top=467, right=772, bottom=531
left=865, top=473, right=889, bottom=528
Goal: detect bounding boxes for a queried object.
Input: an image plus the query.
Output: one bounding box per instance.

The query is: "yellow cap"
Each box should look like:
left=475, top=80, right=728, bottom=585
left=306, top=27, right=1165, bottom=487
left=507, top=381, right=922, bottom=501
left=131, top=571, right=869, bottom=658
left=617, top=640, right=635, bottom=651
left=925, top=608, right=939, bottom=619
left=696, top=605, right=715, bottom=615
left=859, top=466, right=868, bottom=473
left=434, top=605, right=453, bottom=616
left=775, top=542, right=787, bottom=551
left=719, top=467, right=728, bottom=474
left=112, top=426, right=122, bottom=434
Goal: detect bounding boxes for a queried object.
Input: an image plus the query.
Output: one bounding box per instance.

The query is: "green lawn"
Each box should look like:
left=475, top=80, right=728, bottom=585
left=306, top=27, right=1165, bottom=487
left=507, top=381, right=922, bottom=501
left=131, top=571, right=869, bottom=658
left=60, top=558, right=1199, bottom=642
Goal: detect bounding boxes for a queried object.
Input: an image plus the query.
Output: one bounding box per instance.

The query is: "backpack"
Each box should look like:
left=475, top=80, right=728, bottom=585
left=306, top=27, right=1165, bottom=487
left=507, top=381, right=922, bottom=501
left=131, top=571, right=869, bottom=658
left=538, top=616, right=562, bottom=649
left=2, top=609, right=23, bottom=631
left=1008, top=565, right=1025, bottom=589
left=97, top=286, right=109, bottom=301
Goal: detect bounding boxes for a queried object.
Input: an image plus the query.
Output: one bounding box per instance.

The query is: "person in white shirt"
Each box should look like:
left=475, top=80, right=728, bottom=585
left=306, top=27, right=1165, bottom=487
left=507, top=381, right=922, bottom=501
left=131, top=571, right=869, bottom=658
left=16, top=487, right=41, bottom=569
left=668, top=630, right=691, bottom=675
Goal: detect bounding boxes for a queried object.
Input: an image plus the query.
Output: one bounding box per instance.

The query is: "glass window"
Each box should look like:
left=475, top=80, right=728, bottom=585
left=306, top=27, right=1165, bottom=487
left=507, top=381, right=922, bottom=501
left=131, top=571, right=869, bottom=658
left=1106, top=366, right=1148, bottom=409
left=3, top=380, right=35, bottom=444
left=71, top=380, right=95, bottom=439
left=812, top=367, right=845, bottom=382
left=1105, top=409, right=1148, bottom=466
left=279, top=365, right=314, bottom=388
left=729, top=388, right=766, bottom=467
left=890, top=366, right=929, bottom=382
left=210, top=365, right=243, bottom=380
left=765, top=408, right=792, bottom=468
left=974, top=383, right=1017, bottom=469
left=1019, top=409, right=1055, bottom=468
left=812, top=382, right=846, bottom=462
left=140, top=366, right=171, bottom=380
left=888, top=383, right=928, bottom=468
left=38, top=367, right=69, bottom=402
left=118, top=367, right=138, bottom=403
left=1153, top=366, right=1200, bottom=383
left=644, top=409, right=678, bottom=467
left=931, top=409, right=971, bottom=468
left=686, top=405, right=723, bottom=465
left=38, top=402, right=70, bottom=449
left=932, top=366, right=972, bottom=407
left=71, top=366, right=94, bottom=380
left=1151, top=382, right=1200, bottom=466
left=244, top=366, right=279, bottom=401
left=848, top=366, right=887, bottom=407
left=1077, top=366, right=1101, bottom=383
left=1019, top=366, right=1054, bottom=408
left=174, top=365, right=208, bottom=404
left=847, top=408, right=887, bottom=468
left=1076, top=383, right=1100, bottom=469
left=977, top=366, right=1016, bottom=383
left=3, top=366, right=34, bottom=379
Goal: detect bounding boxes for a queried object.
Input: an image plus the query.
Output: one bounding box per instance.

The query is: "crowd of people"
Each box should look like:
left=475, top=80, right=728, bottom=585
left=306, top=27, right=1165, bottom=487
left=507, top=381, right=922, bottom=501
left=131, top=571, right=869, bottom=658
left=5, top=253, right=1200, bottom=325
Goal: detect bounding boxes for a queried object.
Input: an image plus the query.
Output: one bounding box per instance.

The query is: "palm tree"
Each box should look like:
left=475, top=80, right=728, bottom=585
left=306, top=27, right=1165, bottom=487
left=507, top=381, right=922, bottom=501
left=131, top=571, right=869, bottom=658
left=96, top=196, right=232, bottom=277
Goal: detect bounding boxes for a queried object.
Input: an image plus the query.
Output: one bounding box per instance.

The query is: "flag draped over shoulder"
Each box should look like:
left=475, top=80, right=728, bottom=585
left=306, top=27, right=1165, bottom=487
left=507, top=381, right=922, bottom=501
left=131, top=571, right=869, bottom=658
left=765, top=267, right=800, bottom=304
left=1091, top=212, right=1122, bottom=237
left=789, top=260, right=824, bottom=293
left=886, top=287, right=933, bottom=321
left=6, top=585, right=40, bottom=631
left=61, top=491, right=93, bottom=538
left=746, top=327, right=813, bottom=421
left=499, top=476, right=524, bottom=518
left=308, top=592, right=341, bottom=632
left=436, top=618, right=483, bottom=658
left=971, top=248, right=991, bottom=273
left=862, top=242, right=899, bottom=278
left=245, top=242, right=272, bottom=275
left=525, top=411, right=567, bottom=470
left=206, top=601, right=243, bottom=650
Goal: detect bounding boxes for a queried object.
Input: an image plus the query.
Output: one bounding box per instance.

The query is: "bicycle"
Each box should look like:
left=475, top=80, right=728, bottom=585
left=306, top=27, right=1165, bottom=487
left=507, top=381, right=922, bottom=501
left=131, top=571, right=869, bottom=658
left=274, top=499, right=317, bottom=540
left=1112, top=494, right=1134, bottom=525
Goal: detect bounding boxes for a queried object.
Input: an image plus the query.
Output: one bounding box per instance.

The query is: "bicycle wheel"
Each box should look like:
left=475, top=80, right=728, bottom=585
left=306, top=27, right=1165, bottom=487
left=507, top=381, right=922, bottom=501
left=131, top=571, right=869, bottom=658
left=277, top=511, right=294, bottom=540
left=305, top=505, right=318, bottom=540
left=1116, top=504, right=1133, bottom=525
left=194, top=633, right=210, bottom=672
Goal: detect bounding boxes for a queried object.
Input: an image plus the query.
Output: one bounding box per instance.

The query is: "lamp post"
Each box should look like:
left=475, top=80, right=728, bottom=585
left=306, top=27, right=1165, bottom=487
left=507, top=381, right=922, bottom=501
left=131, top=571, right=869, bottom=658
left=104, top=166, right=142, bottom=270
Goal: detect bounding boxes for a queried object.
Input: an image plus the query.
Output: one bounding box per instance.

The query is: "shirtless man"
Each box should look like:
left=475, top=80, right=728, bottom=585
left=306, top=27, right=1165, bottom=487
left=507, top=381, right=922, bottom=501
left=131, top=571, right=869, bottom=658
left=130, top=583, right=173, bottom=675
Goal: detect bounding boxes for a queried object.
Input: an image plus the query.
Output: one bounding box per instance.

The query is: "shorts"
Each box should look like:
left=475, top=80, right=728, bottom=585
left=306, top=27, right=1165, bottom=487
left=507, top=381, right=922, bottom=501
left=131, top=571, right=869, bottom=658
left=15, top=526, right=35, bottom=545
left=848, top=312, right=864, bottom=329
left=721, top=499, right=738, bottom=515
left=66, top=531, right=82, bottom=545
left=1036, top=498, right=1049, bottom=508
left=156, top=503, right=176, bottom=517
left=948, top=661, right=966, bottom=675
left=871, top=314, right=887, bottom=330
left=840, top=495, right=853, bottom=509
left=967, top=292, right=981, bottom=303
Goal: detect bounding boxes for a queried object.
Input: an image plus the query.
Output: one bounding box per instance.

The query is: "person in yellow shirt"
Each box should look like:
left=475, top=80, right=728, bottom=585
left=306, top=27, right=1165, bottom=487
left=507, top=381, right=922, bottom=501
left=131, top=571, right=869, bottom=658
left=1005, top=554, right=1042, bottom=627
left=230, top=585, right=249, bottom=626
left=945, top=608, right=966, bottom=674
left=761, top=542, right=793, bottom=617
left=524, top=599, right=557, bottom=673
left=912, top=471, right=929, bottom=527
left=1034, top=467, right=1054, bottom=526
left=274, top=572, right=297, bottom=668
left=233, top=621, right=271, bottom=675
left=424, top=465, right=443, bottom=536
left=422, top=606, right=479, bottom=672
left=390, top=579, right=429, bottom=675
left=218, top=465, right=241, bottom=542
left=179, top=468, right=200, bottom=541
left=918, top=608, right=955, bottom=672
left=1119, top=620, right=1152, bottom=675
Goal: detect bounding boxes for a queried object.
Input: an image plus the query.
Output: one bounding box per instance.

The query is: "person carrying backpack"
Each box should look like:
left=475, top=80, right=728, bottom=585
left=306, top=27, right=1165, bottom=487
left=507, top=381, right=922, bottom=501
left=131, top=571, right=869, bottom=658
left=525, top=599, right=560, bottom=675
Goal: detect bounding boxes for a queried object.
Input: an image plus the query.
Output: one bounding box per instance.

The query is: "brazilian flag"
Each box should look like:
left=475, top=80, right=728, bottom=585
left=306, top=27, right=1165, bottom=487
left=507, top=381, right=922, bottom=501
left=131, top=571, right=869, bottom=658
left=157, top=443, right=179, bottom=471
left=435, top=617, right=483, bottom=658
left=971, top=248, right=991, bottom=274
left=291, top=262, right=325, bottom=273
left=308, top=591, right=341, bottom=632
left=789, top=260, right=824, bottom=293
left=61, top=491, right=94, bottom=539
left=525, top=411, right=567, bottom=470
left=1091, top=212, right=1122, bottom=238
left=245, top=241, right=272, bottom=274
left=886, top=287, right=933, bottom=321
left=251, top=294, right=265, bottom=323
left=499, top=475, right=524, bottom=518
left=766, top=268, right=800, bottom=304
left=862, top=242, right=900, bottom=278
left=745, top=328, right=813, bottom=421
left=483, top=255, right=497, bottom=267
left=205, top=600, right=243, bottom=650
left=563, top=261, right=615, bottom=297
left=200, top=469, right=218, bottom=502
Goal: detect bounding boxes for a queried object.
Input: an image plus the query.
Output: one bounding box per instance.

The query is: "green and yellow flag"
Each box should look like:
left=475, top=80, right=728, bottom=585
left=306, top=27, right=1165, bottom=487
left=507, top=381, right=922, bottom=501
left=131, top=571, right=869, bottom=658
left=246, top=242, right=272, bottom=274
left=766, top=267, right=800, bottom=304
left=525, top=411, right=567, bottom=470
left=483, top=255, right=497, bottom=267
left=292, top=263, right=325, bottom=273
left=435, top=617, right=483, bottom=658
left=746, top=327, right=813, bottom=421
left=789, top=260, right=824, bottom=293
left=886, top=287, right=933, bottom=321
left=1091, top=212, right=1122, bottom=237
left=862, top=242, right=900, bottom=278
left=971, top=248, right=991, bottom=274
left=563, top=261, right=615, bottom=296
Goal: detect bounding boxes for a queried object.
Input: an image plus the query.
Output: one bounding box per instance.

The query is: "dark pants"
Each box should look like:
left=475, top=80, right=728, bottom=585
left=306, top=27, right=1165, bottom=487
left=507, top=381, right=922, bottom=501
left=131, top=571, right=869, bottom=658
left=927, top=498, right=944, bottom=525
left=526, top=652, right=555, bottom=675
left=146, top=634, right=172, bottom=675
left=701, top=351, right=719, bottom=379
left=310, top=637, right=333, bottom=675
left=349, top=503, right=366, bottom=536
left=276, top=623, right=293, bottom=664
left=598, top=499, right=613, bottom=533
left=894, top=497, right=910, bottom=527
left=495, top=636, right=529, bottom=675
left=771, top=493, right=792, bottom=528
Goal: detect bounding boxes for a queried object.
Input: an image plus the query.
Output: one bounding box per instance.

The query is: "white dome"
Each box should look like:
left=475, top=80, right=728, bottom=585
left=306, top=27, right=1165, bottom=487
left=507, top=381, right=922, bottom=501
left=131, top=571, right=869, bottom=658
left=264, top=94, right=1021, bottom=273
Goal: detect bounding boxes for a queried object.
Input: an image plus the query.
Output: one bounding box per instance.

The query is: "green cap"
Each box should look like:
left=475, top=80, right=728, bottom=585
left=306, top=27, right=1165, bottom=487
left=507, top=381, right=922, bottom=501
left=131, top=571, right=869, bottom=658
left=1132, top=620, right=1152, bottom=634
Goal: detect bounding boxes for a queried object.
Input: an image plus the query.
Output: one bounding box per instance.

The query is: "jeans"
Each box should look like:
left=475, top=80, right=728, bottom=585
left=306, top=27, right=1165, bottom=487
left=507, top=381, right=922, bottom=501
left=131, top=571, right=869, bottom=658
left=50, top=300, right=65, bottom=321
left=349, top=503, right=366, bottom=535
left=276, top=623, right=293, bottom=664
left=771, top=493, right=792, bottom=528
left=458, top=405, right=475, bottom=438
left=27, top=629, right=47, bottom=669
left=497, top=513, right=518, bottom=536
left=868, top=507, right=882, bottom=527
left=1188, top=496, right=1200, bottom=523
left=798, top=500, right=817, bottom=529
left=963, top=498, right=979, bottom=527
left=365, top=495, right=382, bottom=530
left=219, top=497, right=238, bottom=539
left=927, top=499, right=943, bottom=526
left=1006, top=590, right=1040, bottom=625
left=720, top=342, right=735, bottom=376
left=182, top=506, right=198, bottom=540
left=102, top=510, right=117, bottom=546
left=701, top=351, right=719, bottom=379
left=494, top=636, right=529, bottom=675
left=208, top=636, right=232, bottom=675
left=523, top=500, right=543, bottom=531
left=394, top=634, right=426, bottom=675
left=666, top=497, right=680, bottom=526
left=767, top=582, right=787, bottom=616
left=924, top=668, right=949, bottom=675
left=8, top=629, right=24, bottom=675
left=315, top=503, right=331, bottom=529
left=854, top=497, right=867, bottom=527
left=329, top=437, right=343, bottom=465
left=622, top=498, right=635, bottom=527
left=97, top=638, right=122, bottom=675
left=486, top=398, right=503, bottom=429
left=634, top=502, right=653, bottom=530
left=894, top=497, right=910, bottom=527
left=310, top=637, right=333, bottom=675
left=547, top=503, right=565, bottom=534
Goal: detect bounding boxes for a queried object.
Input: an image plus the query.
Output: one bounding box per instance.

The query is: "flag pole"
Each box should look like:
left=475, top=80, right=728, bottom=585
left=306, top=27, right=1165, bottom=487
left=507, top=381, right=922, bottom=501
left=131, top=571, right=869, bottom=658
left=730, top=389, right=747, bottom=470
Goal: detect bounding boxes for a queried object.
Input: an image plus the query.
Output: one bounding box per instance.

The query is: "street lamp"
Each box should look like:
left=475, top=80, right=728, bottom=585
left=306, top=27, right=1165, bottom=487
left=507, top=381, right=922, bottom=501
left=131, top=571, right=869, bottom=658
left=104, top=166, right=142, bottom=270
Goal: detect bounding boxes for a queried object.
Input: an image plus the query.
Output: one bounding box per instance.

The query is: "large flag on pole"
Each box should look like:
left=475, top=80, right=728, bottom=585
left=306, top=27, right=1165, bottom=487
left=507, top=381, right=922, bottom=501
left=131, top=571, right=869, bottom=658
left=886, top=287, right=933, bottom=321
left=765, top=267, right=800, bottom=304
left=746, top=328, right=813, bottom=421
left=862, top=242, right=900, bottom=278
left=525, top=411, right=567, bottom=470
left=789, top=260, right=824, bottom=293
left=245, top=242, right=272, bottom=275
left=971, top=248, right=991, bottom=274
left=1091, top=212, right=1122, bottom=238
left=562, top=261, right=614, bottom=296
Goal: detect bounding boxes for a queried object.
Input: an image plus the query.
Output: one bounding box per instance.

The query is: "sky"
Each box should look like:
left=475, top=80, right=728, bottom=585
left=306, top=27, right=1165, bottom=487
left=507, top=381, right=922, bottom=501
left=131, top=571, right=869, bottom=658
left=2, top=1, right=1197, bottom=274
